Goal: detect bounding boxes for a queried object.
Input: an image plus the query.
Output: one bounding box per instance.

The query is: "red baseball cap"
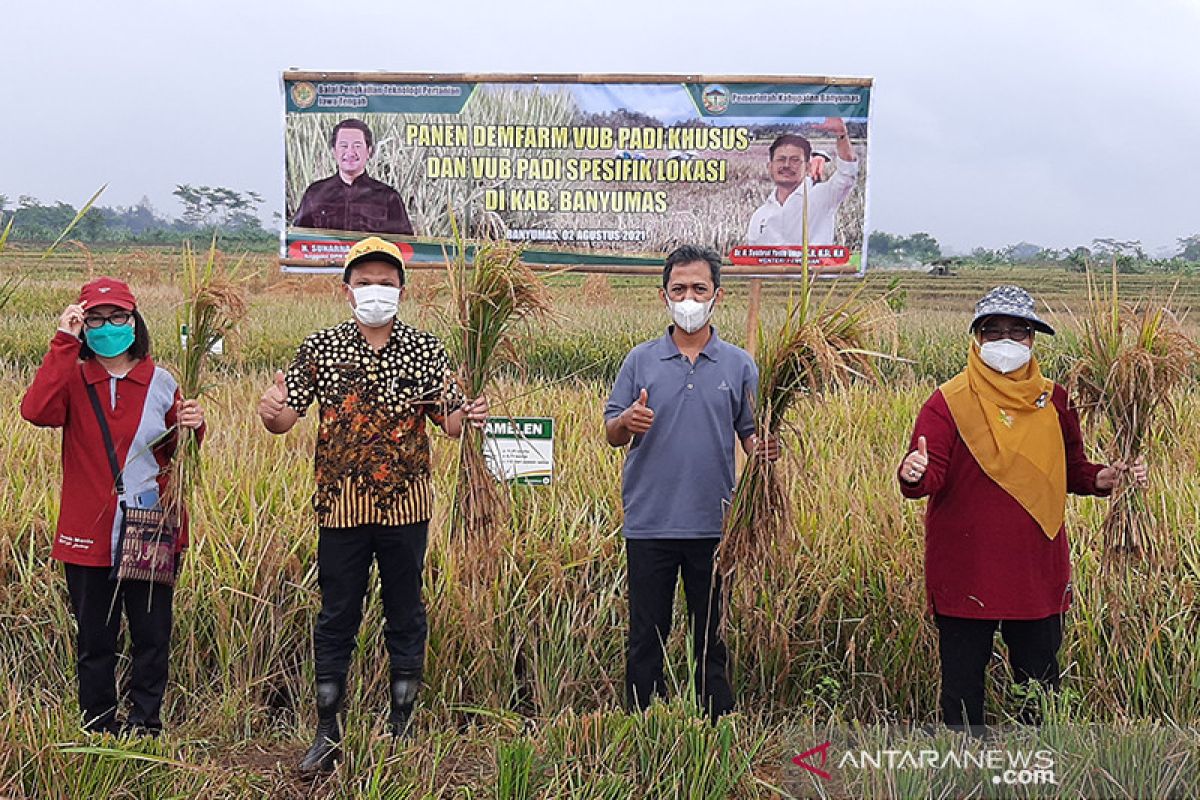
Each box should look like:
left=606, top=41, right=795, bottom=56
left=78, top=277, right=137, bottom=311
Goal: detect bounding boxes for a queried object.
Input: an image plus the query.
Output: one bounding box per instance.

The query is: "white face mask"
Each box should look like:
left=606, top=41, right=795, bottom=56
left=350, top=284, right=400, bottom=327
left=667, top=297, right=715, bottom=334
left=979, top=339, right=1032, bottom=374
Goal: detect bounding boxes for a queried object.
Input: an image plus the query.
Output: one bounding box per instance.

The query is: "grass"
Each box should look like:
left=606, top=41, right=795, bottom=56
left=0, top=250, right=1199, bottom=797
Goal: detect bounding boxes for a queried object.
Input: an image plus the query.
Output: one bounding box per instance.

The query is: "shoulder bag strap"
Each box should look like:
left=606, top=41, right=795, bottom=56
left=83, top=372, right=125, bottom=496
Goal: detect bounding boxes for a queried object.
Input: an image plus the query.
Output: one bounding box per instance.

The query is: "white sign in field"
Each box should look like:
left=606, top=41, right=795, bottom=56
left=179, top=324, right=224, bottom=355
left=482, top=417, right=554, bottom=486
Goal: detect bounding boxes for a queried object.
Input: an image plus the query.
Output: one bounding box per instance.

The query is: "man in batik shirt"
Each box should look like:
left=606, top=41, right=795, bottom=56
left=258, top=236, right=486, bottom=772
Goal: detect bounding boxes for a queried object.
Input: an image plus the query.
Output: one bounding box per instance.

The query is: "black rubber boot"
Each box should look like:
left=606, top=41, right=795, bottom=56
left=299, top=679, right=343, bottom=775
left=388, top=675, right=420, bottom=738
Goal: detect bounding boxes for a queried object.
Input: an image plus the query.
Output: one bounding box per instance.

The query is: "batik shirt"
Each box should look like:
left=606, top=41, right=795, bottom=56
left=285, top=319, right=463, bottom=527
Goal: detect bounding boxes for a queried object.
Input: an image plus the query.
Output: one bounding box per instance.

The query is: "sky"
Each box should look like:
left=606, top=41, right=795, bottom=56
left=3, top=0, right=1199, bottom=255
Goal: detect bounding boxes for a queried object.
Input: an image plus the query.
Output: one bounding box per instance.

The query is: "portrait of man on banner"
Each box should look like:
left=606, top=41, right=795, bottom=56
left=292, top=118, right=415, bottom=236
left=745, top=118, right=859, bottom=248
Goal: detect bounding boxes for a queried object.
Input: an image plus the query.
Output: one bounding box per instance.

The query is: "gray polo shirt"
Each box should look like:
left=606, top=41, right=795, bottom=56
left=604, top=326, right=758, bottom=539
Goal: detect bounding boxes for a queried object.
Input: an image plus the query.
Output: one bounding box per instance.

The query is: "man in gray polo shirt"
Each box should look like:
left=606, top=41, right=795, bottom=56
left=604, top=244, right=778, bottom=721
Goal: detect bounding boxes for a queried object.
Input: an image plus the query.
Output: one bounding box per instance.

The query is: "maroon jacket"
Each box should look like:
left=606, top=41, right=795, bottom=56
left=20, top=331, right=204, bottom=567
left=899, top=384, right=1108, bottom=620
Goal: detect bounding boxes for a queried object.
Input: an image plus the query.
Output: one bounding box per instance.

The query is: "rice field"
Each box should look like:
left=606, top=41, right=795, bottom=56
left=0, top=247, right=1198, bottom=799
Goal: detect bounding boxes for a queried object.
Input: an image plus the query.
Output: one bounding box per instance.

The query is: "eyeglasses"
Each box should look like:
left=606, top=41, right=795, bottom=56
left=83, top=311, right=133, bottom=329
left=979, top=325, right=1032, bottom=342
left=771, top=156, right=807, bottom=167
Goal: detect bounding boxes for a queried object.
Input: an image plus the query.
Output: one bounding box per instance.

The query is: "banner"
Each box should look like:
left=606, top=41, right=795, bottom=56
left=282, top=73, right=873, bottom=275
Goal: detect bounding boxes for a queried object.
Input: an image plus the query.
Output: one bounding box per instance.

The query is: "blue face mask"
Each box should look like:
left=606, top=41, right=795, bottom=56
left=85, top=322, right=136, bottom=357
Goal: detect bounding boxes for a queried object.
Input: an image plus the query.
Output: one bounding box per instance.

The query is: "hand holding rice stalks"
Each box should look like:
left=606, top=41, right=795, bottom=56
left=1067, top=264, right=1198, bottom=557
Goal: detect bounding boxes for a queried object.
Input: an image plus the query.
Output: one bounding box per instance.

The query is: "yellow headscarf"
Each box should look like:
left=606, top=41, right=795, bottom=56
left=940, top=341, right=1066, bottom=538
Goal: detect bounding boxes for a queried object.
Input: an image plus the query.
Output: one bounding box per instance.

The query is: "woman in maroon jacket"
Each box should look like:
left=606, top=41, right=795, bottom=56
left=898, top=285, right=1147, bottom=734
left=21, top=277, right=205, bottom=736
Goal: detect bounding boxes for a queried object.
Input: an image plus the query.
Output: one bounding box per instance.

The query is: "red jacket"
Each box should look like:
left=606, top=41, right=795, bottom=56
left=899, top=385, right=1107, bottom=620
left=20, top=331, right=204, bottom=567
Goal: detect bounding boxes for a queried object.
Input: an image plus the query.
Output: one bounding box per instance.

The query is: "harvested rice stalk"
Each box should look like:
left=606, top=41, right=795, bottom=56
left=164, top=240, right=248, bottom=517
left=1067, top=263, right=1198, bottom=557
left=443, top=229, right=550, bottom=551
left=717, top=242, right=893, bottom=601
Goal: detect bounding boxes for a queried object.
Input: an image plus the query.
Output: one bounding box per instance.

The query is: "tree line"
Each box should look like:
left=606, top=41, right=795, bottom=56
left=4, top=187, right=1199, bottom=274
left=870, top=231, right=1200, bottom=273
left=0, top=186, right=275, bottom=246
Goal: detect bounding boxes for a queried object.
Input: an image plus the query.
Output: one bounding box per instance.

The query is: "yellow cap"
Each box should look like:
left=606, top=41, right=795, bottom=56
left=343, top=236, right=405, bottom=281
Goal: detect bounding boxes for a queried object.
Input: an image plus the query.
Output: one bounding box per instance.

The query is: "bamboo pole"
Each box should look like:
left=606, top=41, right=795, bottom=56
left=745, top=278, right=764, bottom=358
left=283, top=71, right=873, bottom=87
left=278, top=258, right=860, bottom=277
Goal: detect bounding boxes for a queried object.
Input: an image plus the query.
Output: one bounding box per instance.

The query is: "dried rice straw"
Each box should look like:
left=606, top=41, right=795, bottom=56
left=443, top=225, right=550, bottom=559
left=1067, top=261, right=1198, bottom=558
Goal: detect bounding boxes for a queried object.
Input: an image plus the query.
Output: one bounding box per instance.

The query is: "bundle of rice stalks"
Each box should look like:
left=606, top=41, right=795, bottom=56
left=716, top=247, right=893, bottom=597
left=443, top=230, right=550, bottom=553
left=164, top=240, right=248, bottom=516
left=1067, top=264, right=1198, bottom=557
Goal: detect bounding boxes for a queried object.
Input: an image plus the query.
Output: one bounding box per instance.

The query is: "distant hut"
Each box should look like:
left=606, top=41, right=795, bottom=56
left=925, top=257, right=962, bottom=276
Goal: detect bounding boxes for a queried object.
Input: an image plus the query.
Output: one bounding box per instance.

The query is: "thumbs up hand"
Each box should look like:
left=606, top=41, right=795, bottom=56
left=900, top=435, right=929, bottom=484
left=621, top=387, right=655, bottom=436
left=258, top=370, right=289, bottom=423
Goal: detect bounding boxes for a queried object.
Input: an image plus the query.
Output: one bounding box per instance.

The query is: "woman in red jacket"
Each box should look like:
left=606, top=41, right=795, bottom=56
left=898, top=285, right=1147, bottom=734
left=21, top=277, right=205, bottom=736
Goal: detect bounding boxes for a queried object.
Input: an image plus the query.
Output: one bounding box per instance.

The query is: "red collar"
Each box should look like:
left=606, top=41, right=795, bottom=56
left=81, top=356, right=155, bottom=386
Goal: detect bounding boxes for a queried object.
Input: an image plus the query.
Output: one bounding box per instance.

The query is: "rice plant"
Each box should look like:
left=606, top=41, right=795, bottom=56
left=285, top=86, right=578, bottom=237
left=0, top=215, right=16, bottom=314
left=0, top=186, right=106, bottom=313
left=40, top=185, right=108, bottom=259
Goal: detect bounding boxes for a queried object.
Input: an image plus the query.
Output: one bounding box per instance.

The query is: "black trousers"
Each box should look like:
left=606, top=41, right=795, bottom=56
left=313, top=522, right=429, bottom=682
left=63, top=563, right=174, bottom=733
left=625, top=537, right=733, bottom=720
left=935, top=613, right=1063, bottom=729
